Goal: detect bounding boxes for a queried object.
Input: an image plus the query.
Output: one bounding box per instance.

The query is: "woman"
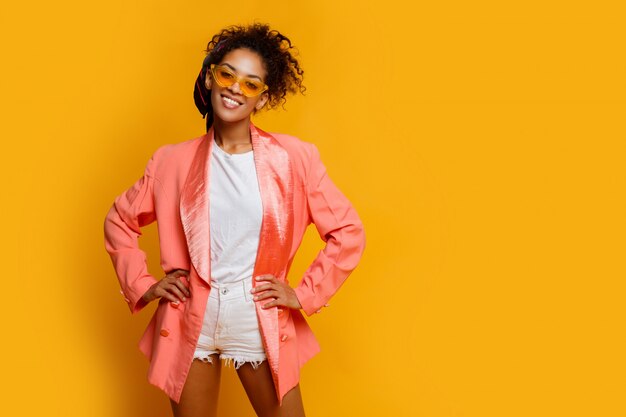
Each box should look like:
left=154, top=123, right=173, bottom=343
left=104, top=23, right=365, bottom=417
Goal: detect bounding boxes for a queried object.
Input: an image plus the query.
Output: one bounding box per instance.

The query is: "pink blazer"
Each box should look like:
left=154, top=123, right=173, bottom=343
left=103, top=121, right=366, bottom=404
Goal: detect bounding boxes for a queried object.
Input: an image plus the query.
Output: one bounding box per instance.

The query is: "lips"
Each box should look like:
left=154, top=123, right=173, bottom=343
left=221, top=94, right=242, bottom=108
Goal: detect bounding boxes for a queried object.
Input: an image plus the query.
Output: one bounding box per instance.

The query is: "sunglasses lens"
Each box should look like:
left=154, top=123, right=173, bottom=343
left=241, top=81, right=264, bottom=97
left=214, top=67, right=235, bottom=85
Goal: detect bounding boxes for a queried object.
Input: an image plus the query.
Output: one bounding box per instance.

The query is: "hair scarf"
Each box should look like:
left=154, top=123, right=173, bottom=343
left=193, top=40, right=227, bottom=131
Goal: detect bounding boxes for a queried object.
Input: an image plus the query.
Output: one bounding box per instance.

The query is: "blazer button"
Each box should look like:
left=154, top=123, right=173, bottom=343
left=280, top=334, right=288, bottom=342
left=170, top=301, right=180, bottom=308
left=160, top=328, right=170, bottom=337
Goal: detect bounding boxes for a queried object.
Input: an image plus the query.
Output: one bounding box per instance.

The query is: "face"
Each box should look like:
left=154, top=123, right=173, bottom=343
left=204, top=48, right=270, bottom=124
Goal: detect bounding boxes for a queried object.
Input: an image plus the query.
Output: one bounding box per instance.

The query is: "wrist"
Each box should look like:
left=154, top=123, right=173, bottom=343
left=287, top=286, right=302, bottom=310
left=142, top=285, right=154, bottom=303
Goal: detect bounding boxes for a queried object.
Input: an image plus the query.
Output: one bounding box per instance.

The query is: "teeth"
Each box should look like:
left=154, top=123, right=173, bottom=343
left=223, top=96, right=240, bottom=106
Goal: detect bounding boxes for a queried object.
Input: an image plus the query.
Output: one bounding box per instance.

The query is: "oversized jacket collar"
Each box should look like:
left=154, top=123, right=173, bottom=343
left=178, top=120, right=294, bottom=397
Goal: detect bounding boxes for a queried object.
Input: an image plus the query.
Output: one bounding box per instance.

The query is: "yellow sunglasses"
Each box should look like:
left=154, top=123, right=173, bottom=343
left=209, top=64, right=269, bottom=98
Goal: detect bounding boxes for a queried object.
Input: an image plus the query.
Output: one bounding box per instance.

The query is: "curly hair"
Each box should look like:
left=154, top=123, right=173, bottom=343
left=194, top=22, right=306, bottom=131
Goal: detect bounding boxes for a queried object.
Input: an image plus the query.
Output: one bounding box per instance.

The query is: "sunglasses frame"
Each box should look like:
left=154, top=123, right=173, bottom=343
left=209, top=64, right=269, bottom=98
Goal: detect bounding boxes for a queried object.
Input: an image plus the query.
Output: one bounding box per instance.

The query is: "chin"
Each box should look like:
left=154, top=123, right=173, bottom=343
left=213, top=111, right=250, bottom=124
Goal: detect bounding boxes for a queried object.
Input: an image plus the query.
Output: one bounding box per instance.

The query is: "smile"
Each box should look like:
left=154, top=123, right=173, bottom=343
left=221, top=95, right=242, bottom=108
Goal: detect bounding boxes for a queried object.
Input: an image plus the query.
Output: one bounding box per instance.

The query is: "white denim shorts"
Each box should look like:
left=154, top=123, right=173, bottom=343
left=193, top=276, right=267, bottom=369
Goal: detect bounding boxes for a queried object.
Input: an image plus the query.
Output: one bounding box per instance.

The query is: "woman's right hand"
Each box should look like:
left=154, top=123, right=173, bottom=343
left=141, top=269, right=191, bottom=304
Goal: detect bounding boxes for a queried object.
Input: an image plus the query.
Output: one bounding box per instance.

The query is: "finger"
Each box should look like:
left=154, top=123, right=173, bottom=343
left=173, top=279, right=191, bottom=297
left=251, top=283, right=274, bottom=294
left=169, top=270, right=189, bottom=284
left=169, top=270, right=188, bottom=279
left=255, top=274, right=277, bottom=283
left=155, top=286, right=179, bottom=303
left=254, top=290, right=279, bottom=301
left=179, top=274, right=191, bottom=287
left=262, top=299, right=281, bottom=309
left=175, top=270, right=190, bottom=281
left=165, top=283, right=187, bottom=302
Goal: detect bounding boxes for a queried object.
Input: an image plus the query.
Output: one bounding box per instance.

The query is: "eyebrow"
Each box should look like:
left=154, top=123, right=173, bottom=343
left=221, top=63, right=263, bottom=81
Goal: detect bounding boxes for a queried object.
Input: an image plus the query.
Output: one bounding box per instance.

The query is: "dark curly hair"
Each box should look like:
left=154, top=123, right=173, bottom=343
left=194, top=22, right=306, bottom=131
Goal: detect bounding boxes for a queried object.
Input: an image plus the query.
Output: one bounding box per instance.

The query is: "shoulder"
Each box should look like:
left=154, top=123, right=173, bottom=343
left=145, top=134, right=205, bottom=176
left=152, top=134, right=204, bottom=161
left=265, top=130, right=319, bottom=163
left=264, top=130, right=322, bottom=183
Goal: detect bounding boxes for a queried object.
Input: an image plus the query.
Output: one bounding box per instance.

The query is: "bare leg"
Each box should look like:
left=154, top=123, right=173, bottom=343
left=170, top=355, right=222, bottom=417
left=236, top=360, right=305, bottom=417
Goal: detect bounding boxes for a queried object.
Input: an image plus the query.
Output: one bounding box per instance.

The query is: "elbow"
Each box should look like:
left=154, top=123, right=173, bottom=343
left=103, top=204, right=121, bottom=239
left=103, top=203, right=138, bottom=252
left=359, top=221, right=366, bottom=253
left=328, top=218, right=366, bottom=272
left=103, top=205, right=119, bottom=252
left=353, top=218, right=366, bottom=260
left=103, top=204, right=115, bottom=227
left=347, top=214, right=366, bottom=271
left=344, top=203, right=366, bottom=261
left=346, top=206, right=366, bottom=254
left=103, top=205, right=115, bottom=239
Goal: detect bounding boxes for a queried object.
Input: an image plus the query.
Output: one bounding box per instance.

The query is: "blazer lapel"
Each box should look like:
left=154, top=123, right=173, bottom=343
left=179, top=121, right=295, bottom=394
left=179, top=128, right=213, bottom=284
left=249, top=121, right=295, bottom=391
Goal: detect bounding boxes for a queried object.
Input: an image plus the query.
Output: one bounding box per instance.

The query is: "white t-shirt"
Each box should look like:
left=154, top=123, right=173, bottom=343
left=208, top=138, right=263, bottom=284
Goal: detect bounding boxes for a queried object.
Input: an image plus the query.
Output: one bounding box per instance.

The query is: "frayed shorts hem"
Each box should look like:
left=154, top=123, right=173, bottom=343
left=193, top=353, right=266, bottom=370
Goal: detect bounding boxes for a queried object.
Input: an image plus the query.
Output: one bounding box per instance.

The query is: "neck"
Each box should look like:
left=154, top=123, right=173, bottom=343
left=212, top=117, right=252, bottom=148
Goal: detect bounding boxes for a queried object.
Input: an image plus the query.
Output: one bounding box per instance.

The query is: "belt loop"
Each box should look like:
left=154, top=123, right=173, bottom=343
left=243, top=277, right=253, bottom=302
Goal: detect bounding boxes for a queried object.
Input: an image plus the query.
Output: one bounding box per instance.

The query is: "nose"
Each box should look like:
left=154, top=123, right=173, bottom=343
left=228, top=81, right=243, bottom=95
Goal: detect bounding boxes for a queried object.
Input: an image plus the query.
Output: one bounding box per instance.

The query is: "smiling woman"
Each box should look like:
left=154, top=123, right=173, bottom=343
left=104, top=22, right=366, bottom=417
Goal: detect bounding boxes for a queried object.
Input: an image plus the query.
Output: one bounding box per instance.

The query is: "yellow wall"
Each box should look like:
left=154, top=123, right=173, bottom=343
left=2, top=1, right=624, bottom=416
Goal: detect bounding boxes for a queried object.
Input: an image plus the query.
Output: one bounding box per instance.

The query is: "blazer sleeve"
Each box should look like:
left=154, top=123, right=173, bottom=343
left=103, top=151, right=160, bottom=315
left=293, top=143, right=366, bottom=316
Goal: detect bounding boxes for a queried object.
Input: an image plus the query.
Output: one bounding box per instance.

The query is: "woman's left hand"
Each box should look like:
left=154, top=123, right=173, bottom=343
left=251, top=274, right=302, bottom=310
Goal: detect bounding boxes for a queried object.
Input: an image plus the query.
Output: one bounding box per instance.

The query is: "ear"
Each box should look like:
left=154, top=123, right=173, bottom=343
left=204, top=68, right=212, bottom=90
left=255, top=92, right=269, bottom=110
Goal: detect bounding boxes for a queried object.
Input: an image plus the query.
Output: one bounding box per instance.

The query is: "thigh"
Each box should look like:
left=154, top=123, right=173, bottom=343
left=236, top=360, right=305, bottom=417
left=170, top=355, right=222, bottom=417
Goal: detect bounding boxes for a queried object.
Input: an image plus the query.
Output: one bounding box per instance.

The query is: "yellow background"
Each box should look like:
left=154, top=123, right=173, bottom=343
left=1, top=1, right=624, bottom=416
